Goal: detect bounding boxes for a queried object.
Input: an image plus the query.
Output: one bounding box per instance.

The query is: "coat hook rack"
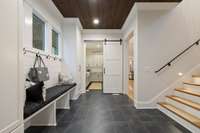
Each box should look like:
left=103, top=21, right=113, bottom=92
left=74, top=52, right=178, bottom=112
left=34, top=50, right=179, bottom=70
left=23, top=48, right=62, bottom=62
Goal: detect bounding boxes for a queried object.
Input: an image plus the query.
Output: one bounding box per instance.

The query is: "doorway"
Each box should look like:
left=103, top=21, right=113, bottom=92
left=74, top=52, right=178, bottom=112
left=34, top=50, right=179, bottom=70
left=127, top=33, right=134, bottom=100
left=85, top=42, right=103, bottom=91
left=84, top=40, right=123, bottom=94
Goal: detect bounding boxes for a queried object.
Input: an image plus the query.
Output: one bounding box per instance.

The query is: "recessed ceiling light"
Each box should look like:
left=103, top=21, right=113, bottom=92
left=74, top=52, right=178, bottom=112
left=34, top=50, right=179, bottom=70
left=178, top=72, right=183, bottom=76
left=93, top=18, right=99, bottom=25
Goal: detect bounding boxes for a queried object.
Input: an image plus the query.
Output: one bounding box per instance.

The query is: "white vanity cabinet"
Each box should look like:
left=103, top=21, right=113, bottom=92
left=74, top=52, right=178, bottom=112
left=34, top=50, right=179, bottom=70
left=0, top=0, right=24, bottom=133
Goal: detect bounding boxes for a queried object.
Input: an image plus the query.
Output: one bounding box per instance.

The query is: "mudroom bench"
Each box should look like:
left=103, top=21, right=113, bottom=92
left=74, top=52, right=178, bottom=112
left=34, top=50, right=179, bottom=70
left=24, top=83, right=76, bottom=129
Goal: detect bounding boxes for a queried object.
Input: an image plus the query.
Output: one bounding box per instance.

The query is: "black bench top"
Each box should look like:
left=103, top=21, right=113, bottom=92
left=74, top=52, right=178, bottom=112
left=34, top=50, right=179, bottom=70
left=24, top=83, right=76, bottom=119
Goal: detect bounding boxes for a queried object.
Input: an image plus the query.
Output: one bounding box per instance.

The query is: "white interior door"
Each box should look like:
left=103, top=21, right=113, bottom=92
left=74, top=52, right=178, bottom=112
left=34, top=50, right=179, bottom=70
left=103, top=41, right=122, bottom=93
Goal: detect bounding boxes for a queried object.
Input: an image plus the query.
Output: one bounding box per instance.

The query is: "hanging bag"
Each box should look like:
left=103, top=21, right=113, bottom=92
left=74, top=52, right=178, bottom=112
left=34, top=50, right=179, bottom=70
left=28, top=54, right=49, bottom=82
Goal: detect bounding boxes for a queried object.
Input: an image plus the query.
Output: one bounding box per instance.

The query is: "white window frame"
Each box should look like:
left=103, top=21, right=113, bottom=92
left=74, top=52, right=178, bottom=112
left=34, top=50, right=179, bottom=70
left=51, top=27, right=61, bottom=57
left=32, top=10, right=48, bottom=53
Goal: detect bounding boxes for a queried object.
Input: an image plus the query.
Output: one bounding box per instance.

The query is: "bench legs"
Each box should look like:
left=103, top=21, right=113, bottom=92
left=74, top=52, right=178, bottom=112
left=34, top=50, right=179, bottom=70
left=56, top=93, right=70, bottom=109
left=30, top=102, right=57, bottom=127
left=24, top=91, right=72, bottom=129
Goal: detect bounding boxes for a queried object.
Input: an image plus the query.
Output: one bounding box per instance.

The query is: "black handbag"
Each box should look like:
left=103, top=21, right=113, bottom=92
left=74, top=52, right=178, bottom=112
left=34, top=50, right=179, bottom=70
left=26, top=81, right=44, bottom=103
left=28, top=55, right=49, bottom=83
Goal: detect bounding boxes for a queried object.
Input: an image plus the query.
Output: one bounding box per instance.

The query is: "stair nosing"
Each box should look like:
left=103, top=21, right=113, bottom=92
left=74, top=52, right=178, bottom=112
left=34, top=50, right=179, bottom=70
left=167, top=95, right=200, bottom=111
left=158, top=102, right=200, bottom=128
left=183, top=82, right=200, bottom=86
left=175, top=88, right=200, bottom=97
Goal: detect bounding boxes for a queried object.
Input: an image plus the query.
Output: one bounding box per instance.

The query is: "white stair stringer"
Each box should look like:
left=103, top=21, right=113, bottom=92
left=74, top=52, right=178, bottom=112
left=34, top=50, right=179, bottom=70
left=158, top=105, right=200, bottom=133
left=166, top=97, right=200, bottom=118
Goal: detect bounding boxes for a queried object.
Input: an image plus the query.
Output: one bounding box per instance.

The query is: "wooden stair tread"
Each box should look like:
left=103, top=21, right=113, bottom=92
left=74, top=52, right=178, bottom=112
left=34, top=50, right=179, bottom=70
left=175, top=88, right=200, bottom=97
left=183, top=81, right=200, bottom=86
left=167, top=95, right=200, bottom=111
left=158, top=102, right=200, bottom=128
left=192, top=75, right=200, bottom=78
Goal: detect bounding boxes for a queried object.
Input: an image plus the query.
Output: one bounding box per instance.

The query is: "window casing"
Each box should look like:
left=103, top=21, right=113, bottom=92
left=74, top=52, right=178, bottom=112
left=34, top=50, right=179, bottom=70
left=52, top=30, right=59, bottom=55
left=32, top=14, right=45, bottom=51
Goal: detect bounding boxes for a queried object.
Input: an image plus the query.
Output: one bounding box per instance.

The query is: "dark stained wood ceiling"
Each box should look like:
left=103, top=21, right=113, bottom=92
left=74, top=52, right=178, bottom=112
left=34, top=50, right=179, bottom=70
left=52, top=0, right=182, bottom=29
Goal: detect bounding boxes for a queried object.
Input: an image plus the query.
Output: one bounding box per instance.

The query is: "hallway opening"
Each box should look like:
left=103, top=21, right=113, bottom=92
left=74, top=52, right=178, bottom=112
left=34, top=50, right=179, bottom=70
left=127, top=32, right=134, bottom=100
left=85, top=42, right=103, bottom=91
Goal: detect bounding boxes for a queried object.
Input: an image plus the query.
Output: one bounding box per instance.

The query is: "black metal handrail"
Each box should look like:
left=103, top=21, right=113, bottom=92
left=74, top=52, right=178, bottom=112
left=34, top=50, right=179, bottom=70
left=155, top=39, right=200, bottom=73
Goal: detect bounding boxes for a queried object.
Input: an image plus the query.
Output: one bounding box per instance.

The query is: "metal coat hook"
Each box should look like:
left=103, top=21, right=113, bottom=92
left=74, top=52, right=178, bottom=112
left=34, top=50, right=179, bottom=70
left=196, top=41, right=199, bottom=45
left=36, top=52, right=40, bottom=57
left=46, top=55, right=50, bottom=59
left=23, top=48, right=26, bottom=54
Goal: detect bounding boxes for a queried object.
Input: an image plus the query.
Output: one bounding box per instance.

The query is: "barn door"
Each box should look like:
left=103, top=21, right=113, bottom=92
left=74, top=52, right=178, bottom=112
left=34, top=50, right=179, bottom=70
left=103, top=41, right=122, bottom=93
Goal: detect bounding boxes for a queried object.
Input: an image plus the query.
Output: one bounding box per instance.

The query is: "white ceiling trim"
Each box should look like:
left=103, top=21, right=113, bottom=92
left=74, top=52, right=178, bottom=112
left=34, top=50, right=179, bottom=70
left=136, top=2, right=179, bottom=10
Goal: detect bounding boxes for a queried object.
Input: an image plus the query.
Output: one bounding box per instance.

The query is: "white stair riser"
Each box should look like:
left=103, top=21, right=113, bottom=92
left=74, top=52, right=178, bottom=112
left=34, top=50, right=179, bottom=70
left=183, top=84, right=200, bottom=93
left=193, top=77, right=200, bottom=84
left=174, top=91, right=200, bottom=104
left=166, top=98, right=200, bottom=119
left=158, top=105, right=200, bottom=133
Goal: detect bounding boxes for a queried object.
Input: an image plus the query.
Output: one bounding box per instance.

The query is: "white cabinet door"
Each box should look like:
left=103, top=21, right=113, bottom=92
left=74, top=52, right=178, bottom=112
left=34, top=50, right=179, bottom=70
left=0, top=0, right=23, bottom=133
left=103, top=42, right=123, bottom=93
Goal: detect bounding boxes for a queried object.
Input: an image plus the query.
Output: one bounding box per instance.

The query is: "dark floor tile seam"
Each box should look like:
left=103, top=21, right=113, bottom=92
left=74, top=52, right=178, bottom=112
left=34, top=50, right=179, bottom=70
left=127, top=123, right=150, bottom=133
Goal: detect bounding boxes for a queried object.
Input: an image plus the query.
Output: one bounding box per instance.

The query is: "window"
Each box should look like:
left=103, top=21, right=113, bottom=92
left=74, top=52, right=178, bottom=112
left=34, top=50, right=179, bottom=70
left=52, top=30, right=59, bottom=55
left=32, top=14, right=45, bottom=50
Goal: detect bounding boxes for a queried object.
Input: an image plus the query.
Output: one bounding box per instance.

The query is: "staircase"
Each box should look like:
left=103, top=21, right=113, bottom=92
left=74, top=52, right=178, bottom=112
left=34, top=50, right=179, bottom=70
left=158, top=75, right=200, bottom=133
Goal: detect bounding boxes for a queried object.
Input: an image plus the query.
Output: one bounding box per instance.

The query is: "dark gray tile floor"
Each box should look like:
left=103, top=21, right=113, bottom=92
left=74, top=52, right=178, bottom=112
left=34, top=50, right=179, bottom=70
left=25, top=91, right=191, bottom=133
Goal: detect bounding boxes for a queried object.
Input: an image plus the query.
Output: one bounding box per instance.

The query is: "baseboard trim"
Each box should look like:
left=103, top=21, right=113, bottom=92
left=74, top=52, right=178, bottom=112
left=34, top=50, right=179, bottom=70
left=30, top=123, right=57, bottom=127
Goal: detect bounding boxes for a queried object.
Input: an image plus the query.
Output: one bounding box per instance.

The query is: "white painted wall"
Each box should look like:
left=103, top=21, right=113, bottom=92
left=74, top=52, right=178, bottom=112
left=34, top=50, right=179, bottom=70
left=135, top=0, right=200, bottom=108
left=23, top=1, right=63, bottom=88
left=0, top=0, right=24, bottom=133
left=62, top=18, right=83, bottom=99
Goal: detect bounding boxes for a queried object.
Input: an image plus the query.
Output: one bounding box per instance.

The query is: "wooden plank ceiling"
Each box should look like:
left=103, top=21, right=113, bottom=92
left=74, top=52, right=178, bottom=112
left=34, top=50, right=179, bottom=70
left=52, top=0, right=182, bottom=29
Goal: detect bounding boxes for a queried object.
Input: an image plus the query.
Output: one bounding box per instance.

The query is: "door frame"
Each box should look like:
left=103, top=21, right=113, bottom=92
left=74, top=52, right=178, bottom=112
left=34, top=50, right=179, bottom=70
left=83, top=39, right=123, bottom=94
left=123, top=31, right=135, bottom=98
